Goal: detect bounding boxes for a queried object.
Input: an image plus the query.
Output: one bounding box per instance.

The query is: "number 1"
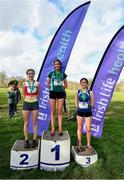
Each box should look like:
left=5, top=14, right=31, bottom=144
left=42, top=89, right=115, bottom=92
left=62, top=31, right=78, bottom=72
left=51, top=145, right=60, bottom=160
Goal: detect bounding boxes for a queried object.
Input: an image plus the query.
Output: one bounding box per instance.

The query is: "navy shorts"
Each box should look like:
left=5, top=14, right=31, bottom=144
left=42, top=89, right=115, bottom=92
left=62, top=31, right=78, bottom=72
left=77, top=110, right=92, bottom=117
left=50, top=91, right=65, bottom=99
left=23, top=101, right=39, bottom=111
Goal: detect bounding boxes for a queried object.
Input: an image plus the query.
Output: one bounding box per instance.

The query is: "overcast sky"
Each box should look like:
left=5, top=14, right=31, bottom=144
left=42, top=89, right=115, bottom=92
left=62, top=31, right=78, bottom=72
left=0, top=0, right=124, bottom=82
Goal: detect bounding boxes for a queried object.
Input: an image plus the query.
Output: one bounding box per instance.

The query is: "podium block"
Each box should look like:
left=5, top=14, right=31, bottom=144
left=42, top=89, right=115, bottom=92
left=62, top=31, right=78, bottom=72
left=72, top=145, right=98, bottom=167
left=10, top=140, right=40, bottom=170
left=40, top=131, right=70, bottom=171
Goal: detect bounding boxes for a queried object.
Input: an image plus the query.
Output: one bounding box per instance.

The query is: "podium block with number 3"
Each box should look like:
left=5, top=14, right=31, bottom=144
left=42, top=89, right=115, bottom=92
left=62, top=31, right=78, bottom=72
left=72, top=145, right=98, bottom=167
left=40, top=131, right=70, bottom=171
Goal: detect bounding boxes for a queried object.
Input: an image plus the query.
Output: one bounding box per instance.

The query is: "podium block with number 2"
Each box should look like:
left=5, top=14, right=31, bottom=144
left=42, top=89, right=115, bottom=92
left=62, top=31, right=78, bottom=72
left=40, top=131, right=70, bottom=171
left=10, top=140, right=39, bottom=170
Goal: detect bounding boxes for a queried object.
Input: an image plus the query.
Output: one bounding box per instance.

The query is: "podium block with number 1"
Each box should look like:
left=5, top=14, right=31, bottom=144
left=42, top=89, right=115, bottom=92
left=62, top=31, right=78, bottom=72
left=40, top=131, right=70, bottom=171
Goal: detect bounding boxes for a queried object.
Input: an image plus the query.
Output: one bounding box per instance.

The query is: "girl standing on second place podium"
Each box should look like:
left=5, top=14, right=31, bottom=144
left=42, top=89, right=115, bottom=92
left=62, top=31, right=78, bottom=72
left=75, top=78, right=94, bottom=152
left=22, top=69, right=40, bottom=148
left=47, top=59, right=67, bottom=136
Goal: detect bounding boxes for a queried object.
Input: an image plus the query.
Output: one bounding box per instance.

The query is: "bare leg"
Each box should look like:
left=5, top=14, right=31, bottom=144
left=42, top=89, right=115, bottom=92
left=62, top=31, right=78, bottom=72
left=32, top=110, right=39, bottom=140
left=23, top=110, right=30, bottom=140
left=50, top=99, right=56, bottom=132
left=63, top=98, right=66, bottom=114
left=57, top=98, right=64, bottom=133
left=85, top=116, right=93, bottom=151
left=77, top=115, right=84, bottom=145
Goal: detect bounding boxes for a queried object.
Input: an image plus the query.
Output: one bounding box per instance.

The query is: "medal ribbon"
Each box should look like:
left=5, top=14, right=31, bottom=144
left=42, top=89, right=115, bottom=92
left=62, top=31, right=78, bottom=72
left=81, top=89, right=87, bottom=102
left=55, top=71, right=61, bottom=80
left=28, top=80, right=35, bottom=94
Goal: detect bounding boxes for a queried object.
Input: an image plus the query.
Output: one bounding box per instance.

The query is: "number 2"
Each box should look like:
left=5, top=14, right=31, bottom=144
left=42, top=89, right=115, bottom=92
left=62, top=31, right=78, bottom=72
left=19, top=154, right=29, bottom=165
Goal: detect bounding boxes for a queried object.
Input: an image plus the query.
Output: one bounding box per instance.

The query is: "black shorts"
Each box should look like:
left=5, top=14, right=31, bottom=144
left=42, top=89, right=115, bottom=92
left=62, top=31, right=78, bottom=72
left=23, top=101, right=39, bottom=111
left=77, top=110, right=92, bottom=117
left=50, top=91, right=65, bottom=99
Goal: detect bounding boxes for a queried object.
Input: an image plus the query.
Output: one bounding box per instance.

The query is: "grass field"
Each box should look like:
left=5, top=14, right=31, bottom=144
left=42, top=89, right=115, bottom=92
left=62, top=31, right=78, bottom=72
left=0, top=88, right=124, bottom=179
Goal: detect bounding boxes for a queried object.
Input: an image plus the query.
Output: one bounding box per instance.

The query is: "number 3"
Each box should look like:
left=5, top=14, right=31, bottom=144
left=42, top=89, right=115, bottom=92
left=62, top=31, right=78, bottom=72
left=86, top=157, right=91, bottom=164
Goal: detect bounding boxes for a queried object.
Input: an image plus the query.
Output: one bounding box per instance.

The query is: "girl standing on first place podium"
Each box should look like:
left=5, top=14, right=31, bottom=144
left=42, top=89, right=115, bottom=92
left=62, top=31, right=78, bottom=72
left=75, top=78, right=94, bottom=152
left=47, top=59, right=67, bottom=136
left=22, top=69, right=40, bottom=148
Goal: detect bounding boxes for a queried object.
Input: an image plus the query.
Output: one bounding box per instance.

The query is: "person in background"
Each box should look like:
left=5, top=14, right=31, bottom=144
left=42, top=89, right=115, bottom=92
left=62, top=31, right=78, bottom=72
left=22, top=69, right=40, bottom=148
left=7, top=84, right=15, bottom=118
left=47, top=59, right=67, bottom=136
left=75, top=78, right=94, bottom=152
left=13, top=81, right=21, bottom=114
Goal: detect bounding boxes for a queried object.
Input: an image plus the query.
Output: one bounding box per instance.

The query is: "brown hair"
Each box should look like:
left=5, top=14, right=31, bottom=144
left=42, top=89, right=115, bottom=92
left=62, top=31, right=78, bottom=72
left=53, top=59, right=62, bottom=68
left=80, top=78, right=88, bottom=84
left=80, top=78, right=88, bottom=89
left=26, top=69, right=35, bottom=75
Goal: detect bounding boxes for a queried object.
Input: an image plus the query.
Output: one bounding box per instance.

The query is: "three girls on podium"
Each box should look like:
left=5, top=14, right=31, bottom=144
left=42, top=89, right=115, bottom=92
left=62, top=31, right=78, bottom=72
left=22, top=59, right=94, bottom=153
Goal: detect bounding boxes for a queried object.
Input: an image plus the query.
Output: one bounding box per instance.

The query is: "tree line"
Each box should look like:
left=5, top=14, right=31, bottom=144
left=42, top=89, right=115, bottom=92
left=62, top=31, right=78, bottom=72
left=0, top=71, right=24, bottom=88
left=0, top=71, right=124, bottom=92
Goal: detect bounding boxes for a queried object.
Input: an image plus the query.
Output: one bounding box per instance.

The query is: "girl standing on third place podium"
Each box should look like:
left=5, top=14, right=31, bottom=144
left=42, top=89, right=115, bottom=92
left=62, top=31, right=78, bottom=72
left=47, top=59, right=67, bottom=136
left=75, top=78, right=94, bottom=152
left=22, top=69, right=40, bottom=148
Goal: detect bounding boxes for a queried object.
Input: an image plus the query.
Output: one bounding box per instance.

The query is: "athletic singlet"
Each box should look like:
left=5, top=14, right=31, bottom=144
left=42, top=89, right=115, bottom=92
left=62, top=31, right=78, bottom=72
left=48, top=70, right=67, bottom=92
left=77, top=89, right=91, bottom=112
left=23, top=80, right=39, bottom=102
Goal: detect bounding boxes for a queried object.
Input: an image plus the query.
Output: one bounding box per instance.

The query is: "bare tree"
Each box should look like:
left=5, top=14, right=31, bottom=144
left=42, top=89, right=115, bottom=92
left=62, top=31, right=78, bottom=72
left=0, top=71, right=7, bottom=87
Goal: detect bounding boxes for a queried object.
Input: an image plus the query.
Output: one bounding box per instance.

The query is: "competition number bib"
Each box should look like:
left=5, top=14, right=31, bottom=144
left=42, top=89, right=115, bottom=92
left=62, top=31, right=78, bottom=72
left=54, top=79, right=62, bottom=86
left=79, top=102, right=88, bottom=109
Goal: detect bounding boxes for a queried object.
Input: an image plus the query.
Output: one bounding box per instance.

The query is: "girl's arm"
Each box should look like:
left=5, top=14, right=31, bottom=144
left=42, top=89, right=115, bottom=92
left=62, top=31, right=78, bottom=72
left=37, top=82, right=40, bottom=97
left=22, top=83, right=26, bottom=99
left=74, top=91, right=78, bottom=109
left=47, top=77, right=51, bottom=89
left=90, top=91, right=94, bottom=108
left=63, top=79, right=67, bottom=89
